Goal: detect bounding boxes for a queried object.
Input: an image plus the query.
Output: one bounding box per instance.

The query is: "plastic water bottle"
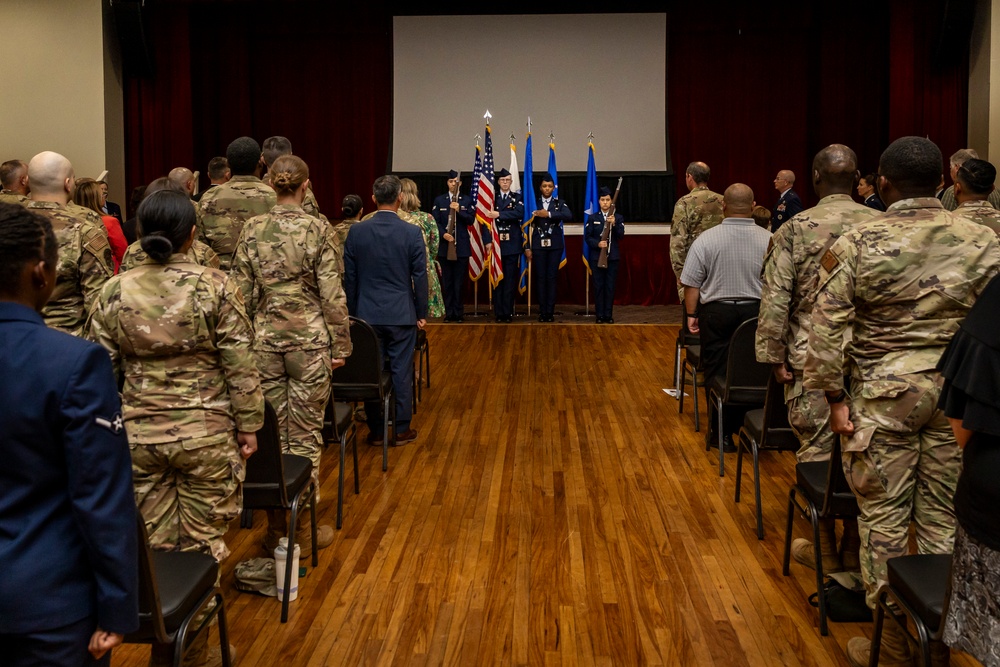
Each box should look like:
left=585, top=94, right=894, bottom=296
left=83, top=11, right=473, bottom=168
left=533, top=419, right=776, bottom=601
left=273, top=537, right=300, bottom=602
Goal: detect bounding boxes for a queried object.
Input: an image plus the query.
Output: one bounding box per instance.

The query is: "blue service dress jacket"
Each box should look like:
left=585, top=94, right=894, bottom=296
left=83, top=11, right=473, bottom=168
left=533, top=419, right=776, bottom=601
left=344, top=210, right=429, bottom=325
left=432, top=192, right=483, bottom=259
left=0, top=302, right=139, bottom=636
left=529, top=197, right=573, bottom=251
left=771, top=189, right=803, bottom=231
left=494, top=190, right=525, bottom=256
left=584, top=210, right=626, bottom=262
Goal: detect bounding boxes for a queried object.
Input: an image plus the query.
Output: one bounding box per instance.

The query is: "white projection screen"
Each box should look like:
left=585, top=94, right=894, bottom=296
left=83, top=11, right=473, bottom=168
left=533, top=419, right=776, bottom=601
left=392, top=13, right=667, bottom=173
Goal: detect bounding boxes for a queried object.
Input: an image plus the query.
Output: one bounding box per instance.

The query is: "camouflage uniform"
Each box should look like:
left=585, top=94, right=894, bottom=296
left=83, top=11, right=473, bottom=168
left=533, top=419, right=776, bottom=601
left=26, top=201, right=114, bottom=336
left=952, top=199, right=1000, bottom=237
left=756, top=194, right=879, bottom=461
left=119, top=238, right=220, bottom=272
left=0, top=189, right=28, bottom=205
left=669, top=186, right=724, bottom=301
left=804, top=197, right=1000, bottom=607
left=197, top=176, right=276, bottom=270
left=400, top=209, right=446, bottom=318
left=262, top=172, right=322, bottom=219
left=331, top=219, right=361, bottom=263
left=87, top=255, right=264, bottom=562
left=232, top=204, right=351, bottom=486
left=940, top=183, right=1000, bottom=211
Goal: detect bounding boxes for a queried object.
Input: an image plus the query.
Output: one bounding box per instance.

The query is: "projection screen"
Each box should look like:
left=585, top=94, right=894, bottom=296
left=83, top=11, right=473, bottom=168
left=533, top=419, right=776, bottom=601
left=392, top=13, right=667, bottom=173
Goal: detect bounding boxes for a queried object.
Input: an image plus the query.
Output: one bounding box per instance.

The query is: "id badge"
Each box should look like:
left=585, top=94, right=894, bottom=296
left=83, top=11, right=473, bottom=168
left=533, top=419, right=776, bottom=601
left=541, top=239, right=551, bottom=248
left=500, top=233, right=510, bottom=242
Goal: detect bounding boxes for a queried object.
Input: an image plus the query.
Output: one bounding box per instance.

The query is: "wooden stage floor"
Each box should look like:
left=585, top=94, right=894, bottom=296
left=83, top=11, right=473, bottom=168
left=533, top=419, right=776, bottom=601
left=112, top=323, right=978, bottom=666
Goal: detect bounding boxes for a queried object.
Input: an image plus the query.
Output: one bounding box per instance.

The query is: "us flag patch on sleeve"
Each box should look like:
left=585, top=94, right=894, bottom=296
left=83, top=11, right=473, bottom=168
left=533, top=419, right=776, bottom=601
left=820, top=249, right=839, bottom=272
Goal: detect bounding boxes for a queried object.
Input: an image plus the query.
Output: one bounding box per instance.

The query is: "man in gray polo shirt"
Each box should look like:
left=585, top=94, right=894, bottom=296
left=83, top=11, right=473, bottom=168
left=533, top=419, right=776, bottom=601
left=682, top=183, right=771, bottom=449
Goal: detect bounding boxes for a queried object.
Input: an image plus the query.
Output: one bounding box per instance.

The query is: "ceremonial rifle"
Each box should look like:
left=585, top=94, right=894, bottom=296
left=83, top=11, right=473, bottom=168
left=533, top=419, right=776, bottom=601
left=446, top=172, right=461, bottom=262
left=597, top=177, right=624, bottom=269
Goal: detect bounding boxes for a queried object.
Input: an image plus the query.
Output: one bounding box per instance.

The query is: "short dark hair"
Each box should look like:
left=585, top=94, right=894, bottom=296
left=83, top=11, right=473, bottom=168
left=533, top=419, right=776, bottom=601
left=956, top=158, right=997, bottom=196
left=686, top=161, right=710, bottom=184
left=0, top=160, right=26, bottom=189
left=540, top=173, right=555, bottom=185
left=372, top=175, right=402, bottom=205
left=207, top=156, right=229, bottom=180
left=137, top=190, right=197, bottom=263
left=226, top=136, right=262, bottom=176
left=262, top=136, right=293, bottom=167
left=0, top=203, right=57, bottom=289
left=863, top=173, right=878, bottom=186
left=879, top=136, right=942, bottom=196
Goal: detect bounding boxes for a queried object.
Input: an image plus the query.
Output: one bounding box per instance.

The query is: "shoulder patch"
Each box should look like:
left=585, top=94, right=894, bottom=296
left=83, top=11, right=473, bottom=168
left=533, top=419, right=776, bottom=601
left=820, top=249, right=839, bottom=272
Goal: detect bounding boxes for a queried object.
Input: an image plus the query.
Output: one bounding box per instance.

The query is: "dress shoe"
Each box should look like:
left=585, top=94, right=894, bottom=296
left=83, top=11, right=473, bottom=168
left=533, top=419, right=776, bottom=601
left=505, top=316, right=514, bottom=323
left=538, top=315, right=546, bottom=322
left=595, top=317, right=605, bottom=324
left=606, top=317, right=615, bottom=324
left=393, top=428, right=418, bottom=445
left=366, top=431, right=384, bottom=446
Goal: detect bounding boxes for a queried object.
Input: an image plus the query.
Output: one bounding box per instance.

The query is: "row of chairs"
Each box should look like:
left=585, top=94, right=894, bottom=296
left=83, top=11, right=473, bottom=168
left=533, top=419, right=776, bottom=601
left=673, top=317, right=952, bottom=663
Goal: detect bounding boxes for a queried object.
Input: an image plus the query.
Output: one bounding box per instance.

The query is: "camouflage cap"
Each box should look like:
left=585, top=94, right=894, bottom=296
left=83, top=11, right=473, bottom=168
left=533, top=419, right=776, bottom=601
left=234, top=558, right=278, bottom=597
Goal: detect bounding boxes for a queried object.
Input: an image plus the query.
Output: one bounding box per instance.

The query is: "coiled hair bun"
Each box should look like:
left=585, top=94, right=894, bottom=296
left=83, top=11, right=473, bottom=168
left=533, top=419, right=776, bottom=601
left=135, top=190, right=197, bottom=263
left=140, top=232, right=175, bottom=262
left=270, top=155, right=308, bottom=196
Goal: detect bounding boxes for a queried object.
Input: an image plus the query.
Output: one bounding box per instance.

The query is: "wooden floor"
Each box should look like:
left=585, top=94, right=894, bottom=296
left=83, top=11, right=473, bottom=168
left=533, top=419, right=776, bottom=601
left=113, top=323, right=979, bottom=667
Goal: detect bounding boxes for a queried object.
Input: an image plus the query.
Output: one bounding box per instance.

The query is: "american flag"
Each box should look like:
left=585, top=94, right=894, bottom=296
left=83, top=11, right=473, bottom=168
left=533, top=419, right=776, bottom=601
left=477, top=125, right=502, bottom=287
left=468, top=146, right=487, bottom=280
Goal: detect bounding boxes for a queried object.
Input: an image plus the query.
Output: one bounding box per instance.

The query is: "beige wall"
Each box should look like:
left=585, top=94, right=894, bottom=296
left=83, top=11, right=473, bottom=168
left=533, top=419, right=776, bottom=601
left=968, top=0, right=1000, bottom=162
left=0, top=0, right=124, bottom=206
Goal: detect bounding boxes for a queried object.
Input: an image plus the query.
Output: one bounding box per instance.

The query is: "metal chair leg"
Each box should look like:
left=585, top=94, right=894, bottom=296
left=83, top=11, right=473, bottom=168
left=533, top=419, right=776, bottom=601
left=782, top=488, right=797, bottom=576
left=678, top=356, right=687, bottom=414
left=809, top=502, right=828, bottom=635
left=870, top=590, right=887, bottom=667
left=752, top=443, right=764, bottom=540
left=717, top=396, right=725, bottom=477
left=734, top=432, right=746, bottom=502
left=337, top=434, right=346, bottom=529
left=693, top=370, right=700, bottom=432
left=216, top=593, right=232, bottom=667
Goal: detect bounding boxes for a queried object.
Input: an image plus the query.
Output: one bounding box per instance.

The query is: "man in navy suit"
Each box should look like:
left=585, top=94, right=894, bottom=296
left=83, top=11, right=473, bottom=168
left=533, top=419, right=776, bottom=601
left=529, top=173, right=573, bottom=322
left=771, top=169, right=804, bottom=232
left=486, top=168, right=524, bottom=322
left=0, top=203, right=138, bottom=666
left=344, top=176, right=428, bottom=444
left=584, top=186, right=626, bottom=323
left=431, top=170, right=477, bottom=322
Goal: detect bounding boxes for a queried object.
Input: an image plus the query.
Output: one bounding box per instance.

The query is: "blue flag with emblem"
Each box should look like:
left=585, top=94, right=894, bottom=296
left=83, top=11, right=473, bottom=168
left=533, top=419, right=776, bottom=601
left=519, top=132, right=535, bottom=295
left=547, top=141, right=566, bottom=269
left=581, top=142, right=598, bottom=275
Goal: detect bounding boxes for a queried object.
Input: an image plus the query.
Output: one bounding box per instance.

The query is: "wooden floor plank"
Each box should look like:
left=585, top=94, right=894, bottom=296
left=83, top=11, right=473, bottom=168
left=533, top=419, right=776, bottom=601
left=110, top=323, right=980, bottom=666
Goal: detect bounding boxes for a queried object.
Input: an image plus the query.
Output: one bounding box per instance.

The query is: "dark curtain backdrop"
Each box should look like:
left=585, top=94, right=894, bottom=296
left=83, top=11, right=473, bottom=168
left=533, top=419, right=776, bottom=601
left=123, top=0, right=970, bottom=306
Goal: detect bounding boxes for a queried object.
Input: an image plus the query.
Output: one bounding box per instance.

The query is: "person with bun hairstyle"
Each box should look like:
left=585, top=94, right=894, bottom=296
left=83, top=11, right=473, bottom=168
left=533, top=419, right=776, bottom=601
left=331, top=193, right=364, bottom=262
left=232, top=155, right=352, bottom=557
left=119, top=177, right=221, bottom=272
left=399, top=178, right=445, bottom=318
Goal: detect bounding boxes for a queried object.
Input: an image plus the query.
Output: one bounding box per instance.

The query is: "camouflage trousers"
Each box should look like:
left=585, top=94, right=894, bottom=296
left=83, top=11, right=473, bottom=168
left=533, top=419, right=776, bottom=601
left=256, top=348, right=332, bottom=490
left=131, top=432, right=244, bottom=562
left=785, top=377, right=836, bottom=463
left=842, top=372, right=960, bottom=608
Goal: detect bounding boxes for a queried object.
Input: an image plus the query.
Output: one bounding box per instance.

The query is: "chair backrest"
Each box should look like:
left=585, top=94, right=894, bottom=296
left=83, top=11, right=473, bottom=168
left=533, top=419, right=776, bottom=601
left=722, top=318, right=771, bottom=400
left=330, top=317, right=384, bottom=391
left=759, top=373, right=799, bottom=451
left=242, top=401, right=289, bottom=508
left=821, top=427, right=861, bottom=517
left=130, top=513, right=170, bottom=644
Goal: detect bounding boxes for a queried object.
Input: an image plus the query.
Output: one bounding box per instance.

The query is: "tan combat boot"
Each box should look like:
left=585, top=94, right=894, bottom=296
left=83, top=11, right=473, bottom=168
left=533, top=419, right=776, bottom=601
left=295, top=517, right=334, bottom=562
left=262, top=509, right=286, bottom=556
left=841, top=518, right=861, bottom=571
left=845, top=618, right=915, bottom=667
left=791, top=517, right=843, bottom=572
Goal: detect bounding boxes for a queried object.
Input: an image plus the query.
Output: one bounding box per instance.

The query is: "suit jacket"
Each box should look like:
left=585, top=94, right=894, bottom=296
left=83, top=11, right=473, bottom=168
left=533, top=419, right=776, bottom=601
left=494, top=190, right=525, bottom=256
left=864, top=194, right=887, bottom=212
left=584, top=210, right=626, bottom=262
left=0, top=302, right=138, bottom=635
left=344, top=210, right=429, bottom=325
left=771, top=189, right=803, bottom=232
left=104, top=200, right=123, bottom=224
left=431, top=192, right=481, bottom=259
left=529, top=196, right=573, bottom=251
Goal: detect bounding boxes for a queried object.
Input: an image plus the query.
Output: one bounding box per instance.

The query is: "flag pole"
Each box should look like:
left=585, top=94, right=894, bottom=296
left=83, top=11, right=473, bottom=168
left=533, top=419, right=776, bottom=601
left=527, top=263, right=532, bottom=316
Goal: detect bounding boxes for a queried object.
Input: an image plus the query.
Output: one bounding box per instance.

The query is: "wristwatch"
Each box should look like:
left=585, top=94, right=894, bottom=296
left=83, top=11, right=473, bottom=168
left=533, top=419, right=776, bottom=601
left=825, top=389, right=847, bottom=404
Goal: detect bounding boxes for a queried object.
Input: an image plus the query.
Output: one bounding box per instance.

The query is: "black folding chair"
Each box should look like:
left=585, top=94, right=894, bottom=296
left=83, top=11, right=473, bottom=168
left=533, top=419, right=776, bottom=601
left=323, top=399, right=359, bottom=529
left=673, top=308, right=700, bottom=408
left=735, top=373, right=800, bottom=539
left=704, top=318, right=770, bottom=476
left=242, top=401, right=318, bottom=622
left=125, top=515, right=231, bottom=667
left=782, top=433, right=861, bottom=635
left=871, top=554, right=952, bottom=667
left=678, top=343, right=702, bottom=432
left=416, top=327, right=430, bottom=400
left=331, top=317, right=396, bottom=472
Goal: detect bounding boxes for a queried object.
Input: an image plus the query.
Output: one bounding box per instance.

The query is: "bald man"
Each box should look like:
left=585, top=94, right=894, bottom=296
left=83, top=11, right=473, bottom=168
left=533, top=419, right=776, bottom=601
left=771, top=169, right=803, bottom=232
left=168, top=167, right=196, bottom=198
left=756, top=144, right=878, bottom=571
left=0, top=160, right=29, bottom=205
left=24, top=151, right=114, bottom=336
left=682, top=183, right=771, bottom=452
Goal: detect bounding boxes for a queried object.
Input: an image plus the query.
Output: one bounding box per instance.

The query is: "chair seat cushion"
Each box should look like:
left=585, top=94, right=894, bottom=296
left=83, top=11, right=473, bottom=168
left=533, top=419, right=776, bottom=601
left=243, top=454, right=312, bottom=508
left=332, top=401, right=353, bottom=437
left=743, top=409, right=764, bottom=441
left=706, top=375, right=765, bottom=406
left=281, top=454, right=313, bottom=498
left=332, top=371, right=394, bottom=403
left=685, top=345, right=701, bottom=368
left=151, top=550, right=219, bottom=633
left=887, top=554, right=952, bottom=633
left=795, top=461, right=860, bottom=516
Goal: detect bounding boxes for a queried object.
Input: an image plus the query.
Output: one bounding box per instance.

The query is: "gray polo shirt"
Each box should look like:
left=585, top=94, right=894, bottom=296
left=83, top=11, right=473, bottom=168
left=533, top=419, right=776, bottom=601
left=680, top=217, right=771, bottom=303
